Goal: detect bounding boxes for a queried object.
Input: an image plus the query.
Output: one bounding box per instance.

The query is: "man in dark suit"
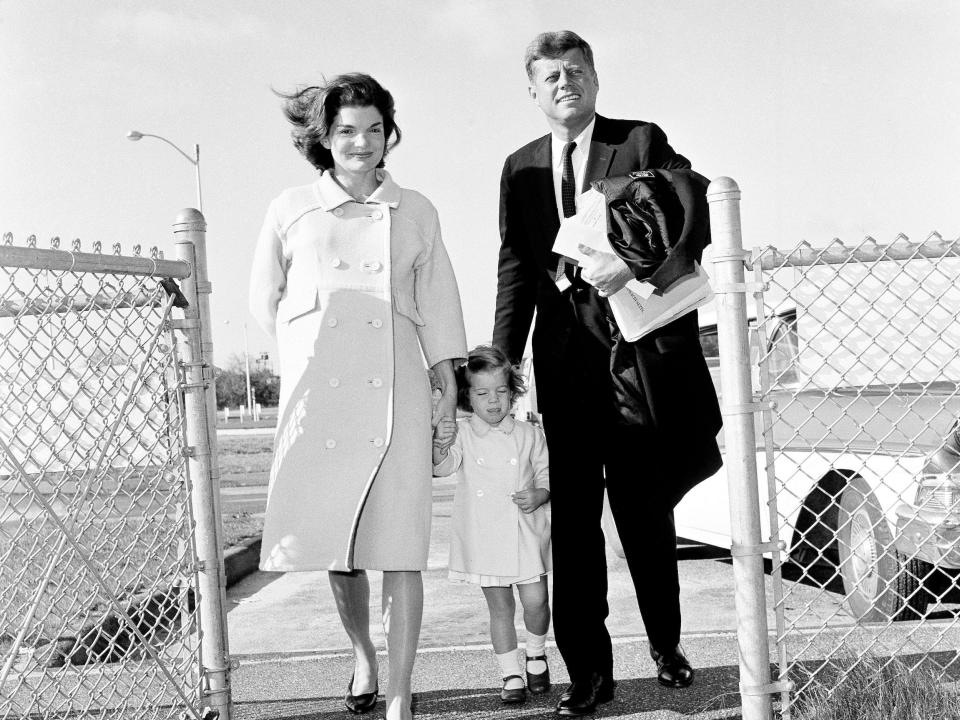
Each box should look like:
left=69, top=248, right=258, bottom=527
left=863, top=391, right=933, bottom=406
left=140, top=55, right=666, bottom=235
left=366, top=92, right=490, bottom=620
left=493, top=31, right=721, bottom=717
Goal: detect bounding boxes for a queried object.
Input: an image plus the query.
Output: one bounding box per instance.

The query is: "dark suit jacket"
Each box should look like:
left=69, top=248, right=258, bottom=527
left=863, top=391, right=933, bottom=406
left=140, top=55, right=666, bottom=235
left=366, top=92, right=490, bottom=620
left=492, top=114, right=721, bottom=495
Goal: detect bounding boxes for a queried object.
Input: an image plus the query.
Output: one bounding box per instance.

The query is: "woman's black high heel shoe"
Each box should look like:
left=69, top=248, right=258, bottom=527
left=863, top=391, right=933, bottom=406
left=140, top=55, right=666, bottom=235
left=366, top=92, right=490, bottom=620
left=344, top=673, right=379, bottom=714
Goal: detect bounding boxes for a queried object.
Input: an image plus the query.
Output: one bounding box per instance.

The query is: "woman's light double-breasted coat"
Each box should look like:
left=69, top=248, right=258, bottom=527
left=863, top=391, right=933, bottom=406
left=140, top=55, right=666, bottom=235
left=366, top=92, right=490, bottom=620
left=249, top=170, right=466, bottom=572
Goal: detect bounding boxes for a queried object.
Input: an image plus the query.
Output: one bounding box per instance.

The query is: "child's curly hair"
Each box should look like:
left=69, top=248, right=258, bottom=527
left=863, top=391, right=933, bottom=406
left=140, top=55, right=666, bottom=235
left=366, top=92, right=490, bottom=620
left=456, top=345, right=527, bottom=413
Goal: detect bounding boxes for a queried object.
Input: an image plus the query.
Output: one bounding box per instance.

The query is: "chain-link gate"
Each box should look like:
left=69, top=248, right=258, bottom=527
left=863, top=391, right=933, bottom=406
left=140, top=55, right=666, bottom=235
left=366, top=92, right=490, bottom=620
left=709, top=179, right=960, bottom=719
left=0, top=212, right=230, bottom=719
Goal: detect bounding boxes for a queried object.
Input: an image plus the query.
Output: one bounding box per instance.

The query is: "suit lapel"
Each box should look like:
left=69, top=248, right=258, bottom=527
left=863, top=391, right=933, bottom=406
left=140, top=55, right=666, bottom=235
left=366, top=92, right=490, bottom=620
left=583, top=114, right=615, bottom=188
left=532, top=135, right=559, bottom=225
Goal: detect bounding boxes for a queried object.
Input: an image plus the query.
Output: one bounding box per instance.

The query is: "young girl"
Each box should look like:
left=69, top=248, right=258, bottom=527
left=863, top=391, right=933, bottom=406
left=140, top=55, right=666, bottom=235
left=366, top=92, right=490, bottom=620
left=433, top=345, right=551, bottom=705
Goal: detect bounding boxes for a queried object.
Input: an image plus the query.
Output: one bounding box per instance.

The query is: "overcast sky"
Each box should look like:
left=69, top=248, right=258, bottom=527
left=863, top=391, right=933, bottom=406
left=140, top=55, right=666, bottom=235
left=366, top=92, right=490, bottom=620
left=2, top=1, right=958, bottom=364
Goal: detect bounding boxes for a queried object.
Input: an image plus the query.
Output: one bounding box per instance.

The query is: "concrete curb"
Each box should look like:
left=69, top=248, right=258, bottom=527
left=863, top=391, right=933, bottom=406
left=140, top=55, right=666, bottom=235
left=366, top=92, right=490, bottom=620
left=224, top=536, right=262, bottom=588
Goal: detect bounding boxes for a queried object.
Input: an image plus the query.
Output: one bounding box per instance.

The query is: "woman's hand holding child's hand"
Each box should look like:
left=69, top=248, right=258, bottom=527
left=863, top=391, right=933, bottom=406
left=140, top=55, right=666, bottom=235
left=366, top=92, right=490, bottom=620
left=510, top=488, right=550, bottom=513
left=432, top=390, right=458, bottom=428
left=432, top=417, right=457, bottom=458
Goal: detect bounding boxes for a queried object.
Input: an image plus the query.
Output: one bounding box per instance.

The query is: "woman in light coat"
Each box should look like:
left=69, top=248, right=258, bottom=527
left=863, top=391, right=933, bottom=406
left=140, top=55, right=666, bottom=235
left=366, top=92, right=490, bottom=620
left=249, top=73, right=466, bottom=720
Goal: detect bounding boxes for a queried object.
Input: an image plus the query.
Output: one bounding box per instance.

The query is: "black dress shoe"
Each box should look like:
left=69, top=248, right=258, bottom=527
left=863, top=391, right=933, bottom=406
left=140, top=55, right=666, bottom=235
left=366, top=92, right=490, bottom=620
left=344, top=673, right=379, bottom=714
left=525, top=655, right=551, bottom=694
left=500, top=674, right=527, bottom=704
left=555, top=673, right=615, bottom=717
left=650, top=644, right=694, bottom=688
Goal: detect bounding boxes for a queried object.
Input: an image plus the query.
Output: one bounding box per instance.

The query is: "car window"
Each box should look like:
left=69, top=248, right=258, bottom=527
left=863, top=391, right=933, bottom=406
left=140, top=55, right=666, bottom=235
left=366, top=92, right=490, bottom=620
left=700, top=326, right=720, bottom=366
left=767, top=314, right=799, bottom=386
left=699, top=312, right=799, bottom=388
left=698, top=325, right=760, bottom=363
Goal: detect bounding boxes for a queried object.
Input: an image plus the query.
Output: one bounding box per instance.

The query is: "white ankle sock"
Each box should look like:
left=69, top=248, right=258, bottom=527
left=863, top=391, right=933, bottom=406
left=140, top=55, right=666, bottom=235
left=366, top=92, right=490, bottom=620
left=525, top=633, right=548, bottom=674
left=496, top=650, right=524, bottom=689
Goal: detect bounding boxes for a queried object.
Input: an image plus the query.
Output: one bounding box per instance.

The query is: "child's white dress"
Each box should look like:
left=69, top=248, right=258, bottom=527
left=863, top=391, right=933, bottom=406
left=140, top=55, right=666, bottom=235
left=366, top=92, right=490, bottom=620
left=434, top=414, right=551, bottom=587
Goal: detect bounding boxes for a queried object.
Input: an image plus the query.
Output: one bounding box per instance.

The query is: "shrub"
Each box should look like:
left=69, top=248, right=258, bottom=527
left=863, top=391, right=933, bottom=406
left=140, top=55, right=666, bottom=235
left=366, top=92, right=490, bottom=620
left=214, top=353, right=279, bottom=409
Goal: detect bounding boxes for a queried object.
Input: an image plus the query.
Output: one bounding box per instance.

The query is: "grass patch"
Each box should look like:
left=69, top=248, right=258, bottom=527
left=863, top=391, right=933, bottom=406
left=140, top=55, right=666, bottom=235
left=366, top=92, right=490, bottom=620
left=792, top=655, right=960, bottom=719
left=1, top=439, right=270, bottom=655
left=1, top=513, right=260, bottom=656
left=221, top=510, right=263, bottom=548
left=216, top=435, right=273, bottom=487
left=217, top=434, right=269, bottom=547
left=217, top=434, right=269, bottom=546
left=0, top=515, right=191, bottom=656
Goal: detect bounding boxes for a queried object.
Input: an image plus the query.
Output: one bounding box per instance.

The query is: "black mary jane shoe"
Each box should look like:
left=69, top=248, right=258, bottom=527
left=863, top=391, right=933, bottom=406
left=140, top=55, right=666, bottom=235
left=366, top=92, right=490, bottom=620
left=525, top=655, right=551, bottom=694
left=500, top=674, right=527, bottom=704
left=650, top=643, right=694, bottom=688
left=344, top=673, right=379, bottom=714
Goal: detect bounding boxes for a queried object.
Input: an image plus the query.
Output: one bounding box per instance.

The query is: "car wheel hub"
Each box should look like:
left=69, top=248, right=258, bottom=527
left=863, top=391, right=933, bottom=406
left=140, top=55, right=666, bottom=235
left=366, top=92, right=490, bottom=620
left=849, top=508, right=879, bottom=598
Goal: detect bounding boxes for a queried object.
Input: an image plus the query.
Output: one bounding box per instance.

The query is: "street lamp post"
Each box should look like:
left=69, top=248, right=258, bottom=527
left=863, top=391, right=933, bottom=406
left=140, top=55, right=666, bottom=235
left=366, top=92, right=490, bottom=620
left=241, top=322, right=253, bottom=415
left=126, top=130, right=202, bottom=213
left=224, top=320, right=254, bottom=416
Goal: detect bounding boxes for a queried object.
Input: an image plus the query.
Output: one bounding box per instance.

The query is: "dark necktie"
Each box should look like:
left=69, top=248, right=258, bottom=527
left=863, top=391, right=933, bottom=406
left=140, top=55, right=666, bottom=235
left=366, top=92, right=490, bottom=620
left=556, top=141, right=578, bottom=284
left=561, top=141, right=577, bottom=218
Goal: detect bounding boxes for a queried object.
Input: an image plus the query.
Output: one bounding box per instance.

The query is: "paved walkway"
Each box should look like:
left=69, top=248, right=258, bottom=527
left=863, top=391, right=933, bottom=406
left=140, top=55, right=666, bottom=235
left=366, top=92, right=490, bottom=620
left=224, top=470, right=759, bottom=718
left=230, top=634, right=748, bottom=719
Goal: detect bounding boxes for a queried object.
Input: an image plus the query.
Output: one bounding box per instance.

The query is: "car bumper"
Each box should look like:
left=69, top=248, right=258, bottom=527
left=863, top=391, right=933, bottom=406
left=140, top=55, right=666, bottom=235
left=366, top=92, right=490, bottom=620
left=895, top=503, right=960, bottom=569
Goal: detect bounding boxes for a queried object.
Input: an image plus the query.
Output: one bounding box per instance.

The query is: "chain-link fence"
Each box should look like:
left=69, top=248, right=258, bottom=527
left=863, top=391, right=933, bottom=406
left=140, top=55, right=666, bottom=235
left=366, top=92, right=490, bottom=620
left=708, top=179, right=960, bottom=719
left=0, top=213, right=230, bottom=719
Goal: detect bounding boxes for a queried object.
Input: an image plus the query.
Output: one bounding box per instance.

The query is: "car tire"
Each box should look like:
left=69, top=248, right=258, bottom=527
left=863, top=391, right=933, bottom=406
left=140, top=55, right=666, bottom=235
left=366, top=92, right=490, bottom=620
left=836, top=478, right=932, bottom=621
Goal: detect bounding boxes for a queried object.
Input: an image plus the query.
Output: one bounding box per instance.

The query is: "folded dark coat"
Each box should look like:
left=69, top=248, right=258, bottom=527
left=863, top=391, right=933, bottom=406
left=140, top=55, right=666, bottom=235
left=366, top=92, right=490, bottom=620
left=592, top=168, right=712, bottom=293
left=593, top=168, right=722, bottom=503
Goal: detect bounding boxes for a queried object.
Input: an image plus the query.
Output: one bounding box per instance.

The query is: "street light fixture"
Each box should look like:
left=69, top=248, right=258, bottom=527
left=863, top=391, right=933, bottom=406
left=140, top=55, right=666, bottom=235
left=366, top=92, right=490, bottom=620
left=126, top=130, right=203, bottom=213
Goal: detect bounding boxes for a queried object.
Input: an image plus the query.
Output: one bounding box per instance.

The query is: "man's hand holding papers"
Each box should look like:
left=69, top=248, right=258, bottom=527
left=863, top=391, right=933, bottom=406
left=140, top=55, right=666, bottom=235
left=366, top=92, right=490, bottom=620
left=553, top=188, right=714, bottom=341
left=578, top=244, right=634, bottom=298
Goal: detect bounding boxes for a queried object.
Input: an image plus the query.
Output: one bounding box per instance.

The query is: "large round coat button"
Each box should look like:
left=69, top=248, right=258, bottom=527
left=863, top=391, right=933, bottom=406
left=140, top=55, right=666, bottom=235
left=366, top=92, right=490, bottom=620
left=371, top=318, right=383, bottom=328
left=333, top=207, right=344, bottom=217
left=330, top=257, right=342, bottom=268
left=325, top=439, right=337, bottom=449
left=329, top=378, right=340, bottom=388
left=509, top=458, right=518, bottom=466
left=373, top=437, right=385, bottom=447
left=476, top=458, right=485, bottom=466
left=370, top=378, right=383, bottom=388
left=476, top=489, right=484, bottom=497
left=371, top=209, right=383, bottom=220
left=327, top=318, right=338, bottom=327
left=362, top=260, right=383, bottom=273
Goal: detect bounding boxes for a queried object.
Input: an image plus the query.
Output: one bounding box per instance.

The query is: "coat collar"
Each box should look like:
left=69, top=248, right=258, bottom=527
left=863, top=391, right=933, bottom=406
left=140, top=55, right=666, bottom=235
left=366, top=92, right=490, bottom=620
left=532, top=113, right=614, bottom=206
left=468, top=412, right=516, bottom=436
left=584, top=114, right=615, bottom=184
left=315, top=169, right=401, bottom=211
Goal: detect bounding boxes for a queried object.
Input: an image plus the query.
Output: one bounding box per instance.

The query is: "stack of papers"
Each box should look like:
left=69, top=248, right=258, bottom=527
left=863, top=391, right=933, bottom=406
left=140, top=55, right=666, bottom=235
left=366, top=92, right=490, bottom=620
left=553, top=188, right=714, bottom=341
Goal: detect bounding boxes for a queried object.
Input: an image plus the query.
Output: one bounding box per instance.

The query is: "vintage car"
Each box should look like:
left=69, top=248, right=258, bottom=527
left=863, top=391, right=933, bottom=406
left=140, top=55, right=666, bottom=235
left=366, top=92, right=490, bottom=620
left=669, top=304, right=960, bottom=621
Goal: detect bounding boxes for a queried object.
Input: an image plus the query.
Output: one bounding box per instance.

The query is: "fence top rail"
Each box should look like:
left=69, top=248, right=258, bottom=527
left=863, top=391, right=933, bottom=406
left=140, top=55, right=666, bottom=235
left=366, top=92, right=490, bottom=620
left=0, top=244, right=191, bottom=279
left=752, top=232, right=960, bottom=270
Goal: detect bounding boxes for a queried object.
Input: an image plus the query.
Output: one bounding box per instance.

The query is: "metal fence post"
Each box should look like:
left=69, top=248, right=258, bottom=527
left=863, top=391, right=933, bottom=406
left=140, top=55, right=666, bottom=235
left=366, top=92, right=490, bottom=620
left=174, top=209, right=233, bottom=720
left=707, top=178, right=773, bottom=720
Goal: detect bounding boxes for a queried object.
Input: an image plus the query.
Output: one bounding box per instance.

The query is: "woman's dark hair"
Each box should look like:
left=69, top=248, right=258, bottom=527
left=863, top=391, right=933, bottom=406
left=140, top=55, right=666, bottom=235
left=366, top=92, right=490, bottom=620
left=276, top=73, right=401, bottom=171
left=524, top=30, right=596, bottom=81
left=455, top=345, right=527, bottom=413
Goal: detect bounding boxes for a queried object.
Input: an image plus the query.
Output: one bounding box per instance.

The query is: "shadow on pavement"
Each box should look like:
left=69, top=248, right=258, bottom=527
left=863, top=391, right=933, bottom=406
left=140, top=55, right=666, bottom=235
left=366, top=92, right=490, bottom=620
left=233, top=665, right=746, bottom=719
left=227, top=568, right=284, bottom=606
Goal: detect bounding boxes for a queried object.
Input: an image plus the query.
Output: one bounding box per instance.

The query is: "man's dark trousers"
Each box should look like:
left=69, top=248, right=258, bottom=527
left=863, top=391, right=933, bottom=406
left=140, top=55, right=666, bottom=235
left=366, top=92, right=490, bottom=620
left=541, top=290, right=682, bottom=682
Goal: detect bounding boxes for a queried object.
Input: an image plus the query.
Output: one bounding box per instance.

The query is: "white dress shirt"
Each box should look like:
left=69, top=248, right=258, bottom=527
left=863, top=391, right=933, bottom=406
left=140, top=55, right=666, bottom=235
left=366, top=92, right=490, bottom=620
left=551, top=115, right=596, bottom=222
